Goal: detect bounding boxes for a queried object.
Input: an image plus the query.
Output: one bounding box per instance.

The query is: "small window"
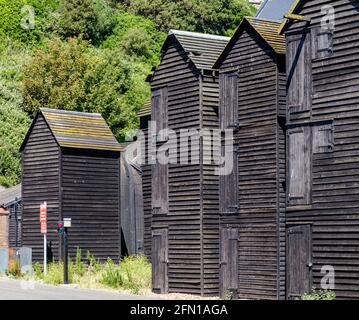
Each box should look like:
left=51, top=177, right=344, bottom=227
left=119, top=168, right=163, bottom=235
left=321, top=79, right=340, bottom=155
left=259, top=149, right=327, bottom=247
left=220, top=72, right=238, bottom=130
left=219, top=142, right=239, bottom=214
left=151, top=88, right=168, bottom=143
left=312, top=28, right=334, bottom=59
left=287, top=33, right=312, bottom=114
left=288, top=126, right=312, bottom=206
left=152, top=163, right=168, bottom=215
left=313, top=122, right=334, bottom=154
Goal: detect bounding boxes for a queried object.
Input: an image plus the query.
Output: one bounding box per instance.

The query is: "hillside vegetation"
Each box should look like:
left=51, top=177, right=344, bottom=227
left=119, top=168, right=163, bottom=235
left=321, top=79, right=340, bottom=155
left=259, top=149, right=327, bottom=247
left=0, top=0, right=255, bottom=187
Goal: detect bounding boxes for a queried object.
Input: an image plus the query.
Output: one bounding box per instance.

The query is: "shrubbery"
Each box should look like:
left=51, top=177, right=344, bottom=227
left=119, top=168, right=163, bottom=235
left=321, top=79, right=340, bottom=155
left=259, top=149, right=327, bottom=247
left=0, top=0, right=254, bottom=187
left=25, top=250, right=152, bottom=295
left=301, top=289, right=336, bottom=300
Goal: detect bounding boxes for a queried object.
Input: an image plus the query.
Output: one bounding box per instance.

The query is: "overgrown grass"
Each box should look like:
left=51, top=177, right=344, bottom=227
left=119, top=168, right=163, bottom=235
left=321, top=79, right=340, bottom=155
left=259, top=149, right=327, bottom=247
left=21, top=249, right=152, bottom=295
left=301, top=289, right=336, bottom=300
left=100, top=255, right=151, bottom=294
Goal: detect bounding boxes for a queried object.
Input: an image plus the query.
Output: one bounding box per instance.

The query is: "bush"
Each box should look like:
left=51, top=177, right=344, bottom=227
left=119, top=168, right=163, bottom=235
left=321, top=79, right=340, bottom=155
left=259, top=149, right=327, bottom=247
left=45, top=0, right=116, bottom=46
left=119, top=0, right=255, bottom=35
left=7, top=259, right=21, bottom=277
left=102, top=11, right=164, bottom=65
left=100, top=258, right=124, bottom=289
left=301, top=289, right=336, bottom=300
left=22, top=37, right=150, bottom=141
left=0, top=44, right=32, bottom=187
left=0, top=0, right=59, bottom=47
left=100, top=255, right=151, bottom=294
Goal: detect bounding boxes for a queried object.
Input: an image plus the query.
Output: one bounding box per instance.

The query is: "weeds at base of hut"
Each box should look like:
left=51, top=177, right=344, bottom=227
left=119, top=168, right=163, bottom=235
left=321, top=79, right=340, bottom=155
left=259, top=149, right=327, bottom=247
left=300, top=288, right=336, bottom=300
left=9, top=248, right=151, bottom=295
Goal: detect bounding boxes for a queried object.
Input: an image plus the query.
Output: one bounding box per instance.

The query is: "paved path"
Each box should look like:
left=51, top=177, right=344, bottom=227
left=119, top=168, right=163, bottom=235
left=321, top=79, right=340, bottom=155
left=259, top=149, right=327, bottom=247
left=0, top=277, right=156, bottom=300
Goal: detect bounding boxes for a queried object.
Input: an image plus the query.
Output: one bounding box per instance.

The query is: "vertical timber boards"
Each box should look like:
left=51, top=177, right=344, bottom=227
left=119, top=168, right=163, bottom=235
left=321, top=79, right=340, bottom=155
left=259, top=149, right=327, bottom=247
left=217, top=20, right=286, bottom=299
left=284, top=0, right=359, bottom=299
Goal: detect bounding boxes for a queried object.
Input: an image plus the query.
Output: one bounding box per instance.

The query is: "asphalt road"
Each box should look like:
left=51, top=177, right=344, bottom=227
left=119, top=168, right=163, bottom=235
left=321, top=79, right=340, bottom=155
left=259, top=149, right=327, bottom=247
left=0, top=277, right=156, bottom=300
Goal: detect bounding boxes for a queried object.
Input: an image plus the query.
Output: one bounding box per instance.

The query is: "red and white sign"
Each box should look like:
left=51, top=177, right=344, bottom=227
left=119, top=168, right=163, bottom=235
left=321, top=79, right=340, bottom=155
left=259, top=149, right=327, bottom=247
left=40, top=202, right=47, bottom=234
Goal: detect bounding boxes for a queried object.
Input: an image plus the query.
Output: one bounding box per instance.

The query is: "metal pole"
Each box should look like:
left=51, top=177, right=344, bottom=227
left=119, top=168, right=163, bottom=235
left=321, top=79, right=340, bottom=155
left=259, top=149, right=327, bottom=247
left=64, top=227, right=68, bottom=284
left=44, top=234, right=47, bottom=275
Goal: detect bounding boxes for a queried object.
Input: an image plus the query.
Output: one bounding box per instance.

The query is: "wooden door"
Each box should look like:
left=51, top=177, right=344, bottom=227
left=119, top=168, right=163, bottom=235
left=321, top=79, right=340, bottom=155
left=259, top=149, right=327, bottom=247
left=287, top=32, right=312, bottom=114
left=287, top=225, right=312, bottom=300
left=287, top=126, right=312, bottom=206
left=220, top=228, right=239, bottom=299
left=152, top=229, right=168, bottom=294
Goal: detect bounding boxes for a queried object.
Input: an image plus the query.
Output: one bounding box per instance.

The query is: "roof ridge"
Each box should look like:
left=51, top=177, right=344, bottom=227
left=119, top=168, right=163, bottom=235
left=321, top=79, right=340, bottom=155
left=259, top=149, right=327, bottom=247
left=40, top=108, right=102, bottom=117
left=169, top=29, right=230, bottom=41
left=245, top=16, right=282, bottom=24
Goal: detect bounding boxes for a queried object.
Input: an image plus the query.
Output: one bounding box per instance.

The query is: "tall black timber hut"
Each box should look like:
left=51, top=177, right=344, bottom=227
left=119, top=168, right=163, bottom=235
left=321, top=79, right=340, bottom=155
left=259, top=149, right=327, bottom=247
left=21, top=108, right=122, bottom=262
left=280, top=0, right=359, bottom=300
left=145, top=30, right=230, bottom=296
left=213, top=17, right=287, bottom=300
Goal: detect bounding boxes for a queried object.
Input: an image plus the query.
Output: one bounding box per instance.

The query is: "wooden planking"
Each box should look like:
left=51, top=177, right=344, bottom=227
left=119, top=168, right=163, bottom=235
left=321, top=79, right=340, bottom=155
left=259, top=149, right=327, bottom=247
left=202, top=74, right=220, bottom=296
left=140, top=118, right=153, bottom=258
left=285, top=0, right=359, bottom=299
left=8, top=202, right=22, bottom=247
left=148, top=33, right=222, bottom=296
left=22, top=114, right=60, bottom=262
left=152, top=39, right=203, bottom=296
left=61, top=150, right=120, bottom=262
left=219, top=25, right=286, bottom=299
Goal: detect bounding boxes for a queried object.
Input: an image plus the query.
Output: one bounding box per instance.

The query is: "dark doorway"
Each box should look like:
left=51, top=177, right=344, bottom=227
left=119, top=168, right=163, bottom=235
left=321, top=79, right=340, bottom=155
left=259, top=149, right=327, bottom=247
left=152, top=229, right=168, bottom=294
left=287, top=224, right=312, bottom=300
left=220, top=227, right=239, bottom=299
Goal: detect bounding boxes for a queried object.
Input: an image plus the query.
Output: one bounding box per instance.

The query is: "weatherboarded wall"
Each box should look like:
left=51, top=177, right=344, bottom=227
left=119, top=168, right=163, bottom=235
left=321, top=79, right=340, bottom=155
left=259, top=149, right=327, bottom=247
left=284, top=0, right=359, bottom=299
left=21, top=114, right=60, bottom=262
left=217, top=22, right=286, bottom=300
left=61, top=148, right=121, bottom=261
left=149, top=31, right=226, bottom=296
left=22, top=109, right=121, bottom=263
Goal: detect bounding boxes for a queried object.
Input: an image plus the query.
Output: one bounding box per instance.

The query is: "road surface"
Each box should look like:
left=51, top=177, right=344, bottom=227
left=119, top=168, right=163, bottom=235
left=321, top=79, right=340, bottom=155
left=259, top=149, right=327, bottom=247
left=0, top=277, right=156, bottom=300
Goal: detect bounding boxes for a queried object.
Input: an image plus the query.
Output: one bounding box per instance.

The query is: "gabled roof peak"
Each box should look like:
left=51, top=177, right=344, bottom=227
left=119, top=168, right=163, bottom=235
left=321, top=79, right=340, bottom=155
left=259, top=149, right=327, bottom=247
left=214, top=16, right=285, bottom=69
left=21, top=108, right=122, bottom=152
left=161, top=29, right=230, bottom=70
left=169, top=30, right=230, bottom=42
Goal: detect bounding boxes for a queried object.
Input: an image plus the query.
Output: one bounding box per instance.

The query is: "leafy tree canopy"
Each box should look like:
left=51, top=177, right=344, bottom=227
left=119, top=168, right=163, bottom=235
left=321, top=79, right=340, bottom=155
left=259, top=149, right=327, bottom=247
left=119, top=0, right=255, bottom=35
left=0, top=0, right=255, bottom=187
left=22, top=37, right=150, bottom=141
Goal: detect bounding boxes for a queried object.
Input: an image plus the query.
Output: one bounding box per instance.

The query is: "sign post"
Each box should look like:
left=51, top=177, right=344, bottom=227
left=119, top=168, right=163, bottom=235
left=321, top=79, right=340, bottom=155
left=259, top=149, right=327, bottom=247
left=63, top=218, right=71, bottom=284
left=40, top=202, right=47, bottom=275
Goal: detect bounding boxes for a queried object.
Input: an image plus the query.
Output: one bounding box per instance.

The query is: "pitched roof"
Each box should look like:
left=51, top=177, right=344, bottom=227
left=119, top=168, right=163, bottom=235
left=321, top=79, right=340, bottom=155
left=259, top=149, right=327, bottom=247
left=21, top=108, right=122, bottom=152
left=0, top=184, right=21, bottom=207
left=165, top=30, right=230, bottom=70
left=278, top=0, right=307, bottom=34
left=214, top=17, right=285, bottom=68
left=255, top=0, right=295, bottom=21
left=137, top=101, right=151, bottom=118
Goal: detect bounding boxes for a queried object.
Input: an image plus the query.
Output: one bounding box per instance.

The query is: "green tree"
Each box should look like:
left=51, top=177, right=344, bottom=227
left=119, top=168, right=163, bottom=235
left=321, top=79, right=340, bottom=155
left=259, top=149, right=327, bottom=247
left=102, top=11, right=165, bottom=65
left=47, top=0, right=116, bottom=45
left=0, top=0, right=59, bottom=47
left=0, top=44, right=31, bottom=187
left=22, top=37, right=150, bottom=141
left=119, top=0, right=255, bottom=35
